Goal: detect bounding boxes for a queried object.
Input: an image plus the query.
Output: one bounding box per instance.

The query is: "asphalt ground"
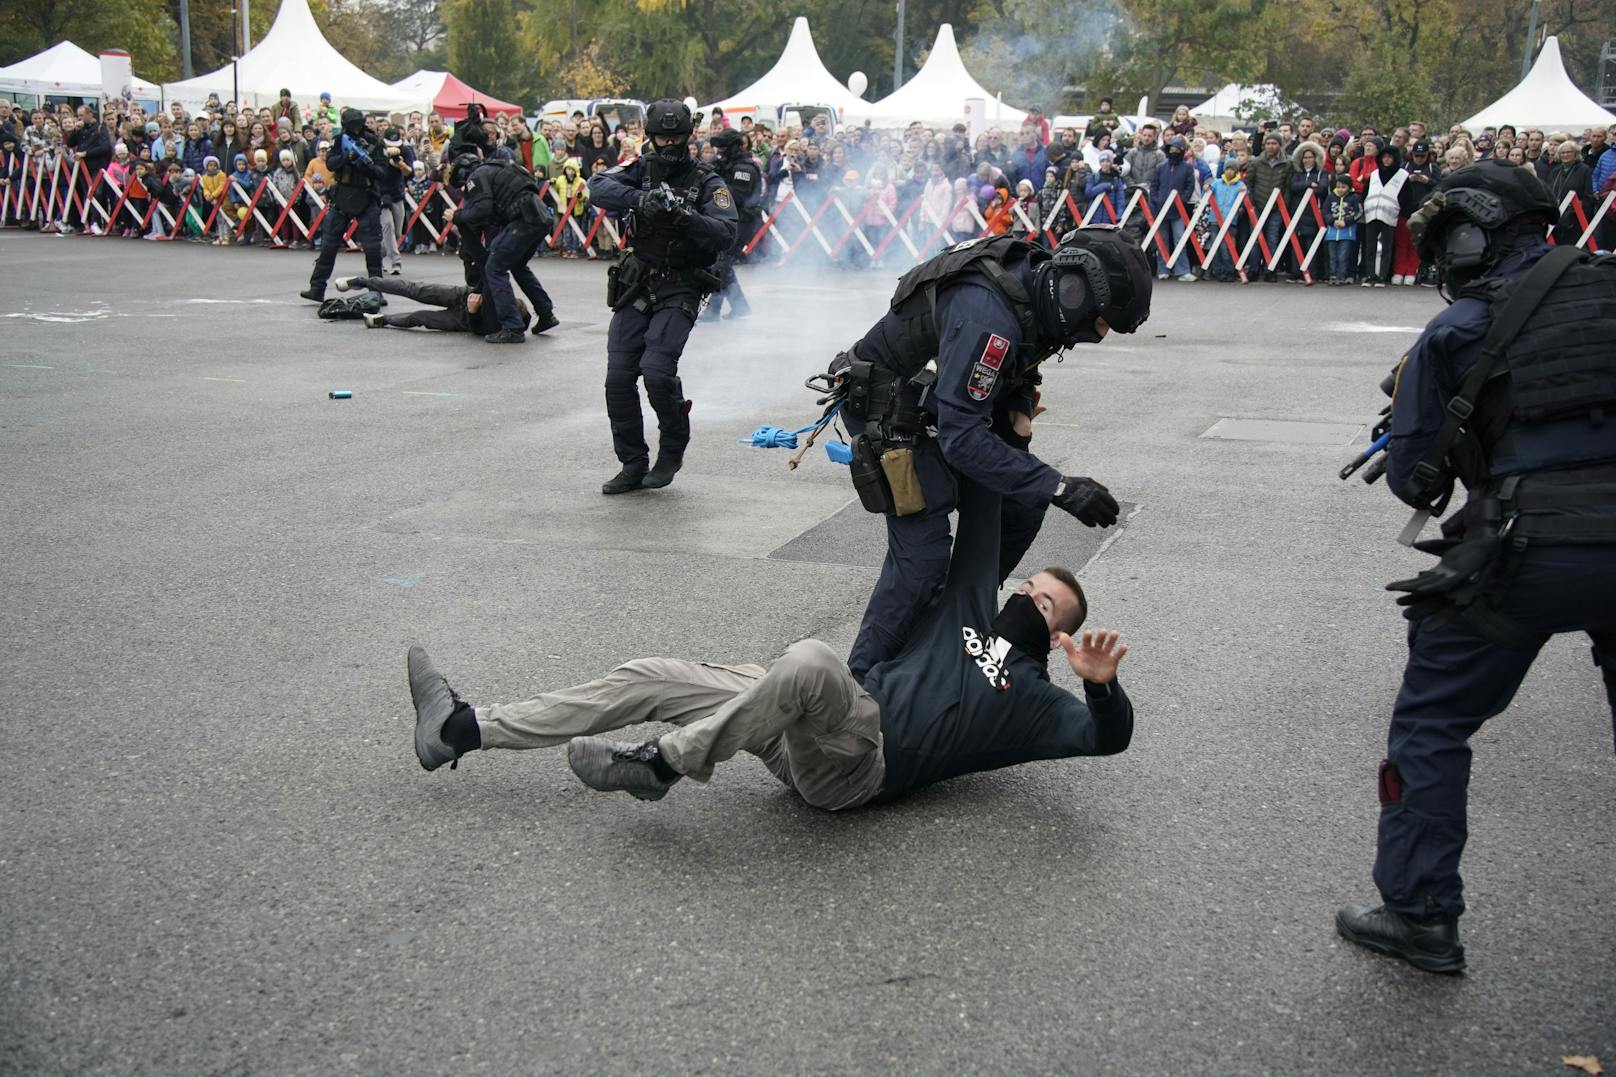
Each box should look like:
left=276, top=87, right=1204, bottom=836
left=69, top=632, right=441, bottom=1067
left=1, top=233, right=1612, bottom=1076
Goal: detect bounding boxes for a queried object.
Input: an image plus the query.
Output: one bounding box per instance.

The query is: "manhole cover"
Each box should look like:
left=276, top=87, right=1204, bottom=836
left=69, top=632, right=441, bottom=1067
left=1201, top=418, right=1363, bottom=444
left=768, top=498, right=1136, bottom=578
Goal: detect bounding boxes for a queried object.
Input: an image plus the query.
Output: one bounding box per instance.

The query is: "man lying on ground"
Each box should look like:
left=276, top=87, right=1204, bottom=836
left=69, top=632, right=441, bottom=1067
left=331, top=274, right=525, bottom=334
left=405, top=478, right=1135, bottom=808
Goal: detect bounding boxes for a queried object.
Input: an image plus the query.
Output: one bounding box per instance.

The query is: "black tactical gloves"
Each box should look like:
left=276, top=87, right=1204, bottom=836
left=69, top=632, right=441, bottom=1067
left=1052, top=476, right=1119, bottom=528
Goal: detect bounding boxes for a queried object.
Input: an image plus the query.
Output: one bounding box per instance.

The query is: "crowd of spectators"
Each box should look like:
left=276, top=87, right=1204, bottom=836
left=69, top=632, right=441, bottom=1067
left=1, top=89, right=1613, bottom=287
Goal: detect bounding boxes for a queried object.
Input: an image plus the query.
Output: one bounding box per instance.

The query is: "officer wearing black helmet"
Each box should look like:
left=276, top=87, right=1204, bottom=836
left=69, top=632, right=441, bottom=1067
left=1336, top=159, right=1616, bottom=974
left=587, top=98, right=738, bottom=494
left=445, top=130, right=559, bottom=343
left=701, top=127, right=761, bottom=320
left=823, top=226, right=1154, bottom=682
left=301, top=108, right=387, bottom=303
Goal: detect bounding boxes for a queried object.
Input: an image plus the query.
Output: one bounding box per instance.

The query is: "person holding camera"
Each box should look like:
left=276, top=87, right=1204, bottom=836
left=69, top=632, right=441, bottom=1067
left=586, top=98, right=737, bottom=495
left=376, top=126, right=416, bottom=275
left=300, top=108, right=387, bottom=303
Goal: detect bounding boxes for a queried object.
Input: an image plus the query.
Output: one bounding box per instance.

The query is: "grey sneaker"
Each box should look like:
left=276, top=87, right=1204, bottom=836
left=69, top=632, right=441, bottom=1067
left=408, top=645, right=462, bottom=772
left=567, top=737, right=679, bottom=800
left=363, top=312, right=385, bottom=329
left=333, top=276, right=362, bottom=292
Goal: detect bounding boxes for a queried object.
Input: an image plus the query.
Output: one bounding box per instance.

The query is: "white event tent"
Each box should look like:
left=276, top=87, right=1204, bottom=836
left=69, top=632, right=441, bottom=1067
left=0, top=41, right=163, bottom=100
left=852, top=24, right=1027, bottom=130
left=1189, top=83, right=1293, bottom=129
left=164, top=0, right=418, bottom=111
left=1461, top=36, right=1616, bottom=133
left=702, top=17, right=868, bottom=119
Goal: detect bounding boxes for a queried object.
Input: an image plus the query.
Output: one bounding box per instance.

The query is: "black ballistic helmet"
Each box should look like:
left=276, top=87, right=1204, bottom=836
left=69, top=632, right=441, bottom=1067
left=711, top=127, right=744, bottom=160
left=1039, top=226, right=1154, bottom=345
left=340, top=108, right=366, bottom=137
left=1409, top=159, right=1557, bottom=295
left=645, top=98, right=695, bottom=164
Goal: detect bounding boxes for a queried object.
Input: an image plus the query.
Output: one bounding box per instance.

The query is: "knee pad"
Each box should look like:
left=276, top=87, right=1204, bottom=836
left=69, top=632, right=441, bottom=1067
left=643, top=372, right=684, bottom=408
left=1377, top=759, right=1403, bottom=805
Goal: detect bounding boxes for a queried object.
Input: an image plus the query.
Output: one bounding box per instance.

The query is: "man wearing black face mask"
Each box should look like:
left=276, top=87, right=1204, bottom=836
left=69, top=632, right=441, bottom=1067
left=403, top=478, right=1133, bottom=808
left=821, top=226, right=1154, bottom=683
left=1336, top=160, right=1616, bottom=974
left=300, top=108, right=387, bottom=303
left=586, top=98, right=738, bottom=494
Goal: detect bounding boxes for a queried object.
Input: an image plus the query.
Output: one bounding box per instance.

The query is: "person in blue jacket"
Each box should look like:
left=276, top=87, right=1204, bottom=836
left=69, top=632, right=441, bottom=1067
left=587, top=99, right=737, bottom=494
left=404, top=477, right=1135, bottom=811
left=1336, top=159, right=1616, bottom=974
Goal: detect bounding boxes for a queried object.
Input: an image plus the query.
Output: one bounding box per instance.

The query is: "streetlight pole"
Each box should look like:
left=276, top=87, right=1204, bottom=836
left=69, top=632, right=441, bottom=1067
left=1521, top=0, right=1542, bottom=81
left=231, top=5, right=240, bottom=105
left=242, top=0, right=252, bottom=52
left=178, top=0, right=193, bottom=78
left=893, top=0, right=905, bottom=93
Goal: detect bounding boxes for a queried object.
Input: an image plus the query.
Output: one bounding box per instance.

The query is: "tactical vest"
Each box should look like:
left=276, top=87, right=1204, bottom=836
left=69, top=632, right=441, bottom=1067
left=630, top=160, right=718, bottom=270
left=721, top=158, right=757, bottom=208
left=1444, top=251, right=1616, bottom=545
left=873, top=235, right=1047, bottom=378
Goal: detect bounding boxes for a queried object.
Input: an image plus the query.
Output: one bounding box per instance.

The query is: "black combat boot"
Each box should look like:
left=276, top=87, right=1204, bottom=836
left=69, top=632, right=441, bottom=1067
left=484, top=328, right=526, bottom=344
left=1336, top=904, right=1466, bottom=973
left=531, top=311, right=561, bottom=335
left=299, top=287, right=324, bottom=302
left=602, top=466, right=647, bottom=495
left=641, top=453, right=683, bottom=489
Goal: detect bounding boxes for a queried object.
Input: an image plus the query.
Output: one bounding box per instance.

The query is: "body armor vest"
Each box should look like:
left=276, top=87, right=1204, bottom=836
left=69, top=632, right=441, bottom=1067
left=629, top=160, right=717, bottom=270
left=1464, top=255, right=1616, bottom=480
left=874, top=235, right=1047, bottom=378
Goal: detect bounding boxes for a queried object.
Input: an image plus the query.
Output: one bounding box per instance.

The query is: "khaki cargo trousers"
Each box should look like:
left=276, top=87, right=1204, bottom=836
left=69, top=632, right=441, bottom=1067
left=475, top=639, right=885, bottom=811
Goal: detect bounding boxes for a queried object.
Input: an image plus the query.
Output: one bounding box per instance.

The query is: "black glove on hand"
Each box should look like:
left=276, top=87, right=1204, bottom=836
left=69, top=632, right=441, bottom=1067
left=1385, top=537, right=1496, bottom=622
left=638, top=188, right=671, bottom=222
left=1052, top=476, right=1119, bottom=528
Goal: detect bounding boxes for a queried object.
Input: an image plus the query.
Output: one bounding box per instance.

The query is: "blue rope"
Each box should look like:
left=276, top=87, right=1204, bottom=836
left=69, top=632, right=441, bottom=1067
left=739, top=402, right=841, bottom=448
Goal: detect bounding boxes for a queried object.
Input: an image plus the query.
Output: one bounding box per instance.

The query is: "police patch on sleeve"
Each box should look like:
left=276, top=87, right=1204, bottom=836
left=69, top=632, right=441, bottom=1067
left=967, top=333, right=1011, bottom=400
left=712, top=186, right=732, bottom=209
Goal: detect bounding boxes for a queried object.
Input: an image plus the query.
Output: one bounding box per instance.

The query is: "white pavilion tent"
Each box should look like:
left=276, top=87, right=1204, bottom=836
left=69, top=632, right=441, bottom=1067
left=163, top=0, right=418, bottom=111
left=1189, top=83, right=1293, bottom=129
left=850, top=24, right=1027, bottom=130
left=0, top=41, right=163, bottom=100
left=702, top=17, right=868, bottom=119
left=1460, top=36, right=1616, bottom=133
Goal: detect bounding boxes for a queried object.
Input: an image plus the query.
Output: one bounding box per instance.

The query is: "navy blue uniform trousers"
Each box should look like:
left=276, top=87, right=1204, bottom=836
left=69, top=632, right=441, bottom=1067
left=605, top=279, right=699, bottom=468
left=1375, top=545, right=1616, bottom=919
left=309, top=202, right=383, bottom=293
left=485, top=219, right=554, bottom=331
left=844, top=424, right=1047, bottom=683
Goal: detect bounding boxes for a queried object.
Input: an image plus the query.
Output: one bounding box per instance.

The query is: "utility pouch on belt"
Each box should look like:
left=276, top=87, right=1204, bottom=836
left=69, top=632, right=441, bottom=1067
left=890, top=370, right=938, bottom=434
left=607, top=259, right=645, bottom=312
left=850, top=434, right=895, bottom=514
left=880, top=447, right=926, bottom=516
left=606, top=262, right=622, bottom=308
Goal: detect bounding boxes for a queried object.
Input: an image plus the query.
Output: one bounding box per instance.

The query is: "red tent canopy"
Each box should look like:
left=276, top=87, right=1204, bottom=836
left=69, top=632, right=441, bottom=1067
left=393, top=70, right=524, bottom=120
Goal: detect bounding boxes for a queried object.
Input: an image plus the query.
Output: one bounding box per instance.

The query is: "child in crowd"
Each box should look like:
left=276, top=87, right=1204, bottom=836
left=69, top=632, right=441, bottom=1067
left=268, top=150, right=302, bottom=246
left=125, top=159, right=153, bottom=237
left=1206, top=162, right=1247, bottom=281
left=1323, top=175, right=1362, bottom=285
left=1010, top=178, right=1039, bottom=240
left=855, top=170, right=897, bottom=267
left=224, top=153, right=253, bottom=244
left=405, top=160, right=435, bottom=253
left=200, top=155, right=229, bottom=245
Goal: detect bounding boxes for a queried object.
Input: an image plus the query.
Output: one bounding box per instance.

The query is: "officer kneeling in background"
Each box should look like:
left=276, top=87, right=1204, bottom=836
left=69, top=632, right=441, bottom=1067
left=1337, top=159, right=1616, bottom=974
left=587, top=98, right=737, bottom=494
left=823, top=227, right=1153, bottom=683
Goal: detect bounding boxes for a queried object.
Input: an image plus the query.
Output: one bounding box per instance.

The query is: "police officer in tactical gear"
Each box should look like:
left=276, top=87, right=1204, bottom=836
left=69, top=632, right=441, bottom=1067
left=587, top=98, right=738, bottom=494
left=1336, top=159, right=1616, bottom=974
left=301, top=108, right=387, bottom=303
left=827, top=226, right=1154, bottom=682
left=448, top=136, right=559, bottom=343
left=702, top=128, right=761, bottom=320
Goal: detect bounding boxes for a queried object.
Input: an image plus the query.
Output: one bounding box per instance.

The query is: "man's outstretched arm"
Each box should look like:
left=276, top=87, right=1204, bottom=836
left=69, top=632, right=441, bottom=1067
left=1052, top=628, right=1134, bottom=755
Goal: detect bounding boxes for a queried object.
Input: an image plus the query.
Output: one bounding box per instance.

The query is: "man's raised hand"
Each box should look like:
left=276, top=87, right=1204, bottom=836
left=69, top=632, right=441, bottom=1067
left=1056, top=629, right=1128, bottom=684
